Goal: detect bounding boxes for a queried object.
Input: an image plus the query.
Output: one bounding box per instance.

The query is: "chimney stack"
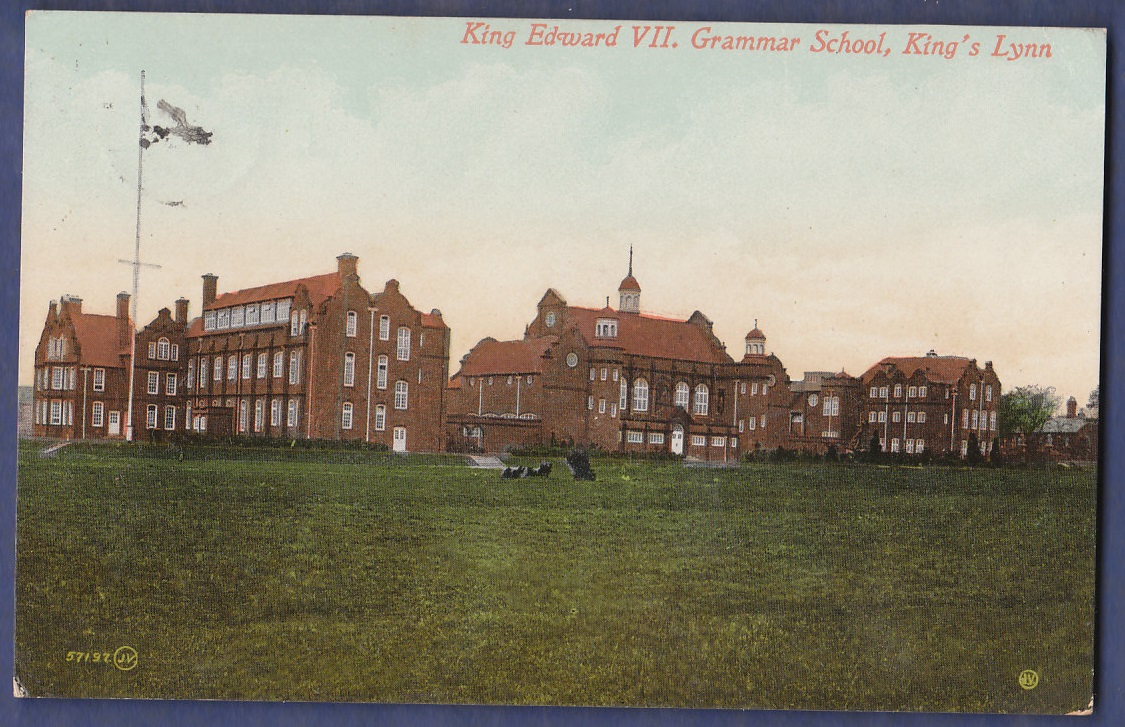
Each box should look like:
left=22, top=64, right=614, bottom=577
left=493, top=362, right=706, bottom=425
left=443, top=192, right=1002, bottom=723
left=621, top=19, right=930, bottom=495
left=175, top=298, right=189, bottom=326
left=116, top=291, right=131, bottom=348
left=337, top=252, right=359, bottom=281
left=48, top=300, right=58, bottom=321
left=202, top=274, right=218, bottom=307
left=1067, top=396, right=1078, bottom=419
left=60, top=294, right=83, bottom=316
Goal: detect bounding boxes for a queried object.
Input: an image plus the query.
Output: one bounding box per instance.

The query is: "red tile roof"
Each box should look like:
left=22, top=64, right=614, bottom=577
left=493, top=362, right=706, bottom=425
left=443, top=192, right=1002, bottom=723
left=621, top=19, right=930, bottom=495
left=568, top=306, right=730, bottom=364
left=71, top=313, right=128, bottom=368
left=420, top=312, right=447, bottom=329
left=745, top=327, right=765, bottom=340
left=205, top=272, right=340, bottom=310
left=457, top=337, right=558, bottom=376
left=618, top=274, right=641, bottom=292
left=863, top=356, right=973, bottom=385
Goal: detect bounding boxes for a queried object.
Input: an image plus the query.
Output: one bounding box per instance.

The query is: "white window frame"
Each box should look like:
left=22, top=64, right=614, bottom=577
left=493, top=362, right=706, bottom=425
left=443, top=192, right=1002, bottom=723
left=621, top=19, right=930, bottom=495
left=375, top=404, right=386, bottom=431
left=164, top=405, right=177, bottom=431
left=626, top=431, right=643, bottom=444
left=377, top=355, right=388, bottom=389
left=257, top=353, right=268, bottom=378
left=342, top=402, right=354, bottom=430
left=273, top=351, right=284, bottom=378
left=214, top=356, right=223, bottom=381
left=146, top=404, right=158, bottom=429
left=648, top=432, right=664, bottom=445
left=394, top=380, right=409, bottom=410
left=93, top=368, right=105, bottom=392
left=227, top=357, right=238, bottom=380
left=632, top=378, right=649, bottom=412
left=379, top=315, right=390, bottom=340
left=165, top=372, right=177, bottom=396
left=344, top=352, right=356, bottom=387
left=691, top=434, right=706, bottom=447
left=397, top=327, right=411, bottom=361
left=270, top=398, right=282, bottom=426
left=254, top=399, right=263, bottom=432
left=242, top=354, right=252, bottom=379
left=147, top=371, right=159, bottom=395
left=346, top=311, right=358, bottom=337
left=289, top=351, right=301, bottom=385
left=675, top=382, right=689, bottom=409
left=693, top=384, right=709, bottom=416
left=287, top=399, right=299, bottom=427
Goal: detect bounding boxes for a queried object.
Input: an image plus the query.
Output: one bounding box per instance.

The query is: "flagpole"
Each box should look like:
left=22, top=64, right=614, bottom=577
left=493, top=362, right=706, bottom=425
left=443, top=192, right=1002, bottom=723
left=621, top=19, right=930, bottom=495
left=125, top=69, right=146, bottom=442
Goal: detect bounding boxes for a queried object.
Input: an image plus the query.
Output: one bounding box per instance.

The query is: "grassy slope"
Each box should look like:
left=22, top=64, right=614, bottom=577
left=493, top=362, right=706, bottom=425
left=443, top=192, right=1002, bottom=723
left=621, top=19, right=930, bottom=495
left=15, top=443, right=1095, bottom=711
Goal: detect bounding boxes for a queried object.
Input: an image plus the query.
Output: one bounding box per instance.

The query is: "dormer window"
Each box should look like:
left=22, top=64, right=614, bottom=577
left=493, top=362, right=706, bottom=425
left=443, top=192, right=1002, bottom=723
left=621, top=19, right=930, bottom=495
left=595, top=318, right=618, bottom=338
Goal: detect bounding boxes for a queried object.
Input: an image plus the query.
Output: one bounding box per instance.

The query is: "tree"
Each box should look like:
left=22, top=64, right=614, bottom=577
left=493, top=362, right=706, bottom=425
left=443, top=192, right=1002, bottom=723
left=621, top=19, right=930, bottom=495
left=1088, top=386, right=1099, bottom=411
left=998, top=385, right=1061, bottom=437
left=867, top=429, right=882, bottom=462
left=967, top=432, right=983, bottom=465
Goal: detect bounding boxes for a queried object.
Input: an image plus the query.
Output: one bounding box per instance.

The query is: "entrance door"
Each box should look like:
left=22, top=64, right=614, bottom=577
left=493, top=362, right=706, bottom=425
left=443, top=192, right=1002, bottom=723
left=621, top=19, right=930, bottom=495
left=108, top=411, right=121, bottom=436
left=393, top=427, right=407, bottom=452
left=671, top=425, right=684, bottom=455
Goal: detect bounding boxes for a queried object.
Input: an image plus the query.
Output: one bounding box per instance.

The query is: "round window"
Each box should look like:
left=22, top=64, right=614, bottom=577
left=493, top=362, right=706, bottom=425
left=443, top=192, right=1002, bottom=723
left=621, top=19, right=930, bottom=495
left=808, top=394, right=818, bottom=408
left=566, top=352, right=578, bottom=368
left=545, top=312, right=557, bottom=328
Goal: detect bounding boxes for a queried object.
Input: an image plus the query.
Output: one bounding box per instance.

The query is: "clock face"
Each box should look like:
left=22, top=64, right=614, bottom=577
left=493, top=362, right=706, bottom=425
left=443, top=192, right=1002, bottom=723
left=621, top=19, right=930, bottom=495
left=566, top=352, right=578, bottom=368
left=545, top=312, right=556, bottom=327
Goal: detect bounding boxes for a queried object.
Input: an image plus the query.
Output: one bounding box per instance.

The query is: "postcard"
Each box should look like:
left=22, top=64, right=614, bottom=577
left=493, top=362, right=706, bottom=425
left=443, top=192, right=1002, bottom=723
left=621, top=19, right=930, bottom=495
left=15, top=11, right=1103, bottom=715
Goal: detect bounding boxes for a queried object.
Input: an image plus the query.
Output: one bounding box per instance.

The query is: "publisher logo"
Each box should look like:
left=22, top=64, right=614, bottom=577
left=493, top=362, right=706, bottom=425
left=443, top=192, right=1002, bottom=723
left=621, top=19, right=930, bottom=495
left=1018, top=669, right=1039, bottom=690
left=113, top=646, right=138, bottom=672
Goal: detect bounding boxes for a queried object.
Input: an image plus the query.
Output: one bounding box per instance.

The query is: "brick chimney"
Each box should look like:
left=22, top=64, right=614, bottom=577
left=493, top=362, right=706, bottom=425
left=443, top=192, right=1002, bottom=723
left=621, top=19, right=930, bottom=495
left=48, top=300, right=58, bottom=322
left=175, top=298, right=189, bottom=326
left=202, top=274, right=218, bottom=307
left=116, top=292, right=131, bottom=348
left=59, top=294, right=83, bottom=316
left=1066, top=396, right=1077, bottom=419
left=337, top=252, right=359, bottom=281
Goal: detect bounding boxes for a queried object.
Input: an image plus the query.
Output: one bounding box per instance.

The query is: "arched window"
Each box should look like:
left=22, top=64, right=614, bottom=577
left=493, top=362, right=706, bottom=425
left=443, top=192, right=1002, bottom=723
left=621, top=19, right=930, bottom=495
left=257, top=353, right=267, bottom=378
left=273, top=351, right=284, bottom=378
left=632, top=378, right=649, bottom=412
left=674, top=381, right=690, bottom=409
left=374, top=404, right=386, bottom=431
left=290, top=312, right=300, bottom=336
left=376, top=355, right=388, bottom=389
left=157, top=337, right=170, bottom=360
left=343, top=352, right=356, bottom=387
left=341, top=402, right=354, bottom=430
left=394, top=380, right=409, bottom=410
left=379, top=315, right=390, bottom=340
left=694, top=384, right=709, bottom=416
left=346, top=311, right=358, bottom=337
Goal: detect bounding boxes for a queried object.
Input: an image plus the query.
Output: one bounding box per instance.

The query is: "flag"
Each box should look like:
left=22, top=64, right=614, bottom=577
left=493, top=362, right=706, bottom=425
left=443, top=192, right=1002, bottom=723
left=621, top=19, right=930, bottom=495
left=140, top=98, right=212, bottom=148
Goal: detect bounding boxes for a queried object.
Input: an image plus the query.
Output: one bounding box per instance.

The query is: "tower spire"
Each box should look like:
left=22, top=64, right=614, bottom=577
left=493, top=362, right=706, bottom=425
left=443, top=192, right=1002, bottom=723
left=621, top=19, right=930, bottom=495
left=628, top=245, right=633, bottom=277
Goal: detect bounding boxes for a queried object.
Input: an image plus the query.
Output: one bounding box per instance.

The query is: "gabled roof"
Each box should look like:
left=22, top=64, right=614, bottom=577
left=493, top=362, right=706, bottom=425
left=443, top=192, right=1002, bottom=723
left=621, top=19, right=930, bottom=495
left=70, top=313, right=127, bottom=368
left=457, top=337, right=558, bottom=376
left=568, top=306, right=730, bottom=364
left=1040, top=417, right=1095, bottom=434
left=205, top=272, right=340, bottom=310
left=862, top=356, right=974, bottom=385
left=420, top=312, right=447, bottom=330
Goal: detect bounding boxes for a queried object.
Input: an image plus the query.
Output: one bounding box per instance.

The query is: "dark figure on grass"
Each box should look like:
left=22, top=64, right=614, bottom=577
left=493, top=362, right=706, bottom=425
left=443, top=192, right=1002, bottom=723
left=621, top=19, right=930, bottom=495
left=565, top=449, right=596, bottom=481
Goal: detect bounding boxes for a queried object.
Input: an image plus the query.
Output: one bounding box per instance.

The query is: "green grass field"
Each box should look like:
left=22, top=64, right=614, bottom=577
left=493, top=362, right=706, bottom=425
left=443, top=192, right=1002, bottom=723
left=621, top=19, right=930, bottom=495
left=15, top=442, right=1095, bottom=712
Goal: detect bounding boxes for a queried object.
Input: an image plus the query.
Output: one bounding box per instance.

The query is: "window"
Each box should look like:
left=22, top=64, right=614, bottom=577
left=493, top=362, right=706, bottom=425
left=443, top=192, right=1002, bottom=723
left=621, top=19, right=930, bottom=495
left=51, top=367, right=64, bottom=390
left=760, top=414, right=767, bottom=428
left=612, top=368, right=619, bottom=382
left=693, top=384, right=709, bottom=416
left=379, top=315, right=390, bottom=340
left=626, top=431, right=644, bottom=444
left=375, top=404, right=386, bottom=431
left=239, top=400, right=248, bottom=432
left=273, top=351, right=284, bottom=378
left=68, top=367, right=76, bottom=390
left=601, top=367, right=608, bottom=381
left=869, top=386, right=877, bottom=398
left=878, top=411, right=886, bottom=423
left=257, top=353, right=267, bottom=378
left=879, top=386, right=888, bottom=398
left=822, top=396, right=839, bottom=416
left=376, top=356, right=388, bottom=389
left=891, top=438, right=900, bottom=453
left=262, top=301, right=277, bottom=323
left=589, top=368, right=596, bottom=382
left=254, top=399, right=263, bottom=432
left=276, top=299, right=291, bottom=322
left=227, top=357, right=237, bottom=380
left=289, top=351, right=301, bottom=385
left=171, top=344, right=179, bottom=361
left=204, top=311, right=216, bottom=331
left=754, top=382, right=761, bottom=395
left=599, top=399, right=606, bottom=414
left=246, top=304, right=260, bottom=326
left=892, top=411, right=901, bottom=423
left=287, top=399, right=299, bottom=427
left=907, top=412, right=916, bottom=423
left=271, top=398, right=281, bottom=426
left=165, top=373, right=177, bottom=396
left=165, top=405, right=177, bottom=430
left=239, top=354, right=250, bottom=379
left=216, top=309, right=230, bottom=329
left=893, top=384, right=902, bottom=398
left=712, top=436, right=726, bottom=447
left=397, top=327, right=411, bottom=361
left=649, top=432, right=664, bottom=444
left=918, top=411, right=927, bottom=423
left=969, top=384, right=977, bottom=401
left=908, top=386, right=917, bottom=398
left=187, top=360, right=195, bottom=389
left=146, top=404, right=158, bottom=429
left=749, top=417, right=757, bottom=430
left=739, top=419, right=745, bottom=432
left=91, top=402, right=104, bottom=427
left=147, top=372, right=159, bottom=395
left=691, top=434, right=707, bottom=447
left=633, top=379, right=649, bottom=412
left=906, top=439, right=915, bottom=454
left=962, top=409, right=969, bottom=428
left=299, top=309, right=307, bottom=334
left=869, top=411, right=877, bottom=423
left=990, top=411, right=997, bottom=431
left=344, top=352, right=356, bottom=387
left=970, top=410, right=979, bottom=429
left=230, top=306, right=245, bottom=328
left=156, top=338, right=170, bottom=359
left=93, top=368, right=105, bottom=392
left=619, top=379, right=628, bottom=410
left=148, top=341, right=157, bottom=359
left=342, top=402, right=354, bottom=430
left=587, top=396, right=594, bottom=410
left=675, top=382, right=690, bottom=409
left=595, top=318, right=618, bottom=338
left=394, top=380, right=409, bottom=410
left=917, top=440, right=925, bottom=453
left=985, top=385, right=992, bottom=402
left=610, top=403, right=617, bottom=417
left=346, top=311, right=358, bottom=337
left=290, top=312, right=300, bottom=336
left=214, top=356, right=223, bottom=381
left=919, top=386, right=927, bottom=397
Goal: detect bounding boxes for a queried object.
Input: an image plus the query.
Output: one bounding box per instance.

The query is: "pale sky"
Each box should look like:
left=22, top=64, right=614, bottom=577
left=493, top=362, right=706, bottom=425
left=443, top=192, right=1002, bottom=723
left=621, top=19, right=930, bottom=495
left=21, top=13, right=1105, bottom=405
